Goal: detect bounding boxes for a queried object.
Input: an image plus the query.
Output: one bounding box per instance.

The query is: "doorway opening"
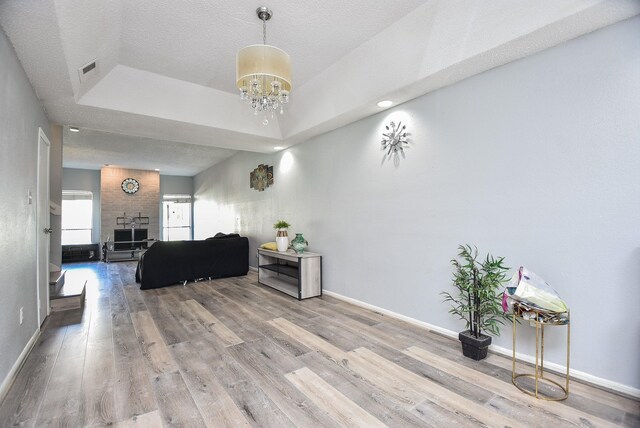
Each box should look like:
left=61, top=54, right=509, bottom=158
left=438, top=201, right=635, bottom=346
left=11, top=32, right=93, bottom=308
left=162, top=194, right=192, bottom=241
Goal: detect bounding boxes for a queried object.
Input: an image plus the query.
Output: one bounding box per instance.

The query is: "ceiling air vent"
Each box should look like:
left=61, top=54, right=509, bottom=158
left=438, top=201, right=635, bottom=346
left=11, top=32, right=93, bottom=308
left=78, top=59, right=98, bottom=83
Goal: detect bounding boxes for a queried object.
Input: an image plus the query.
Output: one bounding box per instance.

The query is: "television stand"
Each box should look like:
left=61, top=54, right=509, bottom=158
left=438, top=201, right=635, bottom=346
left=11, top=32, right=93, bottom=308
left=103, top=240, right=155, bottom=262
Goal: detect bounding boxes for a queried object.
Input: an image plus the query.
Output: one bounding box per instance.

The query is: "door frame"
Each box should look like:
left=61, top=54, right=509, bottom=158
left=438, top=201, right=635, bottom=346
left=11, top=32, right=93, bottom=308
left=36, top=127, right=51, bottom=325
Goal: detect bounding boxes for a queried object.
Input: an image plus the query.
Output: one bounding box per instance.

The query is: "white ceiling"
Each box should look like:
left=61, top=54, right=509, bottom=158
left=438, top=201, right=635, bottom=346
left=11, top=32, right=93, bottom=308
left=62, top=128, right=236, bottom=176
left=1, top=0, right=638, bottom=176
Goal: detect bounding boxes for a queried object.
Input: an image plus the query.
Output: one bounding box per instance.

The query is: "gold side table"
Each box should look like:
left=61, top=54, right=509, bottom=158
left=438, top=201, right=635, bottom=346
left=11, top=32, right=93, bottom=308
left=512, top=302, right=570, bottom=401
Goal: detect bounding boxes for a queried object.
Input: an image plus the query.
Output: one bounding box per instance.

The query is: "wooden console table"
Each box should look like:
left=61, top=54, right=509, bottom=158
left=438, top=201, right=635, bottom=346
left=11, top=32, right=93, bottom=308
left=258, top=248, right=322, bottom=300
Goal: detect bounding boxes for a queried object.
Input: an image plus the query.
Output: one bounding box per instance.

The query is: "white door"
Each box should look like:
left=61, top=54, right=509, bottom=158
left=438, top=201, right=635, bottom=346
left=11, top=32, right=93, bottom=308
left=36, top=128, right=51, bottom=325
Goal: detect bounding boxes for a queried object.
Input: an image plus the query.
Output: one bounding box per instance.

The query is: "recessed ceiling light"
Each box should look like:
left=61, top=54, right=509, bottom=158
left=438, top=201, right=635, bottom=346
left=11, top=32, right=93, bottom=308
left=274, top=146, right=283, bottom=150
left=154, top=168, right=160, bottom=171
left=377, top=100, right=393, bottom=108
left=69, top=126, right=80, bottom=132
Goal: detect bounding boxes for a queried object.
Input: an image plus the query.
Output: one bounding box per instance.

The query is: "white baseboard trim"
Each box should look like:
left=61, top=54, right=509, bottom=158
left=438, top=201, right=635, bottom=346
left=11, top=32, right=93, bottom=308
left=248, top=266, right=258, bottom=273
left=323, top=290, right=640, bottom=399
left=0, top=328, right=41, bottom=403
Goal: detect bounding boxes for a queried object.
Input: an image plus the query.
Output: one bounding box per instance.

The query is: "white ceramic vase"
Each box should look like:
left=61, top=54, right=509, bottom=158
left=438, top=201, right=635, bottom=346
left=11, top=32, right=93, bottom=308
left=276, top=228, right=289, bottom=252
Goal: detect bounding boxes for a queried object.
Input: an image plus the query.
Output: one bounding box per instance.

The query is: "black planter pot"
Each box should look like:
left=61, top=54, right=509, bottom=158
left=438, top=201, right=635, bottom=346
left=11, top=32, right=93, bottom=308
left=458, top=330, right=492, bottom=361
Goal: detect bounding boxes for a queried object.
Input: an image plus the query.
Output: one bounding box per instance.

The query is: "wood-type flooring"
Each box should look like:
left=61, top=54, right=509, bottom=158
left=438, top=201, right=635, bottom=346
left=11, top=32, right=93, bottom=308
left=1, top=262, right=638, bottom=427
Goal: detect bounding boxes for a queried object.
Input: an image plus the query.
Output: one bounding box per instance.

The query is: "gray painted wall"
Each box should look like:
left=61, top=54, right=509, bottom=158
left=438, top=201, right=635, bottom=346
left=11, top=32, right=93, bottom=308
left=62, top=168, right=101, bottom=243
left=0, top=28, right=50, bottom=390
left=194, top=17, right=640, bottom=389
left=160, top=175, right=193, bottom=196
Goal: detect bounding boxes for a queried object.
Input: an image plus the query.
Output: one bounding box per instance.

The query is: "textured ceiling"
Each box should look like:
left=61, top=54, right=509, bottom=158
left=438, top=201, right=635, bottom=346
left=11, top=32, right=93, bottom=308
left=117, top=0, right=429, bottom=92
left=1, top=0, right=638, bottom=176
left=62, top=128, right=236, bottom=176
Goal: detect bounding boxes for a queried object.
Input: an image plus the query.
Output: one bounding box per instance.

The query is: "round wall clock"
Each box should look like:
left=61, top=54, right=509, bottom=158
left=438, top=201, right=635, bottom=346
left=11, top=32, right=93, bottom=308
left=121, top=178, right=140, bottom=194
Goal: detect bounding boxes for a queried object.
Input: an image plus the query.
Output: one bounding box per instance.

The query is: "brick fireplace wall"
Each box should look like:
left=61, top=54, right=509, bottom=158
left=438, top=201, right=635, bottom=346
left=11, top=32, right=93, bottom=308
left=100, top=167, right=160, bottom=243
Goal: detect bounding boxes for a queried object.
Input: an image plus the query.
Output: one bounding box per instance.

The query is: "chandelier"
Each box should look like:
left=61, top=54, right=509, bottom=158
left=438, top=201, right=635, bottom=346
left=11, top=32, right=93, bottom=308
left=236, top=6, right=292, bottom=125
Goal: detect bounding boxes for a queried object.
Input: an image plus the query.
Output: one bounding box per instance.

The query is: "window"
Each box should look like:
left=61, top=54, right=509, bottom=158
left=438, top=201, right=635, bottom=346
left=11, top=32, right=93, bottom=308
left=61, top=190, right=93, bottom=244
left=163, top=194, right=192, bottom=241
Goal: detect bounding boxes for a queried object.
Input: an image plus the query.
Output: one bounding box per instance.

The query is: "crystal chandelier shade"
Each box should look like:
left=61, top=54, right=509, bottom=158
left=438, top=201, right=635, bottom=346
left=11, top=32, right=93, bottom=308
left=236, top=7, right=291, bottom=125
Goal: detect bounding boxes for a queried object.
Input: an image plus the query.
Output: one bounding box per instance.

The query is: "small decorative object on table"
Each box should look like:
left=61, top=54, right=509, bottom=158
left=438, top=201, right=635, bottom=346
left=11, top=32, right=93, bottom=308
left=291, top=233, right=308, bottom=254
left=441, top=244, right=510, bottom=361
left=273, top=220, right=290, bottom=252
left=259, top=242, right=278, bottom=251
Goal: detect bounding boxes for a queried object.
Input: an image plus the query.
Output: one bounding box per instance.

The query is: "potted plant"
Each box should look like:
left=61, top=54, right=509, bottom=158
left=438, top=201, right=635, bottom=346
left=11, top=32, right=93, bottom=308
left=273, top=220, right=291, bottom=252
left=441, top=244, right=510, bottom=360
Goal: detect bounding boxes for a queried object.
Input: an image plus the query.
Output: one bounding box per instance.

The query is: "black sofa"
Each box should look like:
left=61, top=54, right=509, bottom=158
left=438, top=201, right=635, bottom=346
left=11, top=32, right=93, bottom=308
left=135, top=233, right=249, bottom=289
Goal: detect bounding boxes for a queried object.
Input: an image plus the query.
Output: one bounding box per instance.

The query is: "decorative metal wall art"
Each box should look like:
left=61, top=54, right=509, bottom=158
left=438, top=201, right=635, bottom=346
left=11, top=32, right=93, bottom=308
left=250, top=164, right=274, bottom=191
left=381, top=121, right=408, bottom=157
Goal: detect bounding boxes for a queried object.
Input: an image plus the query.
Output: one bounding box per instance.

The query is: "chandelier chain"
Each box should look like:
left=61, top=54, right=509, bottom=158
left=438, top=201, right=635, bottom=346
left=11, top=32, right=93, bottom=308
left=262, top=16, right=267, bottom=45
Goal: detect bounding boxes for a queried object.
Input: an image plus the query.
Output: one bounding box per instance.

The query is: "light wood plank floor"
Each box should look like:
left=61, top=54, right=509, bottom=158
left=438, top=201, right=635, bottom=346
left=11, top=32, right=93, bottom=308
left=1, top=262, right=638, bottom=427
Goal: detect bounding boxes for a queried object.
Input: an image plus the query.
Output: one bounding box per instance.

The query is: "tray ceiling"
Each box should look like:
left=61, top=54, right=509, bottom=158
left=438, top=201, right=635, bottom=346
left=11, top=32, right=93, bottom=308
left=1, top=0, right=637, bottom=174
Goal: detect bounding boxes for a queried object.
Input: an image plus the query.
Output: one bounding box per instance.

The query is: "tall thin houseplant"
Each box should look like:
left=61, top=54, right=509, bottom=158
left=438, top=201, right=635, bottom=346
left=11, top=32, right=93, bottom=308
left=442, top=244, right=509, bottom=339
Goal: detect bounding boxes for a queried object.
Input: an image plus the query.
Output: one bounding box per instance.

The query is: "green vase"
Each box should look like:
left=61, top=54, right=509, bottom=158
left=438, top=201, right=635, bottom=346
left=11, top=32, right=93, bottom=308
left=291, top=233, right=308, bottom=254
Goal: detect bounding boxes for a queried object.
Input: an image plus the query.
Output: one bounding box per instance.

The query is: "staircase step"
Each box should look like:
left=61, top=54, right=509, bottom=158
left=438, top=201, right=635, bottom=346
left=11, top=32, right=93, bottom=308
left=51, top=279, right=86, bottom=312
left=49, top=270, right=66, bottom=296
left=49, top=270, right=65, bottom=286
